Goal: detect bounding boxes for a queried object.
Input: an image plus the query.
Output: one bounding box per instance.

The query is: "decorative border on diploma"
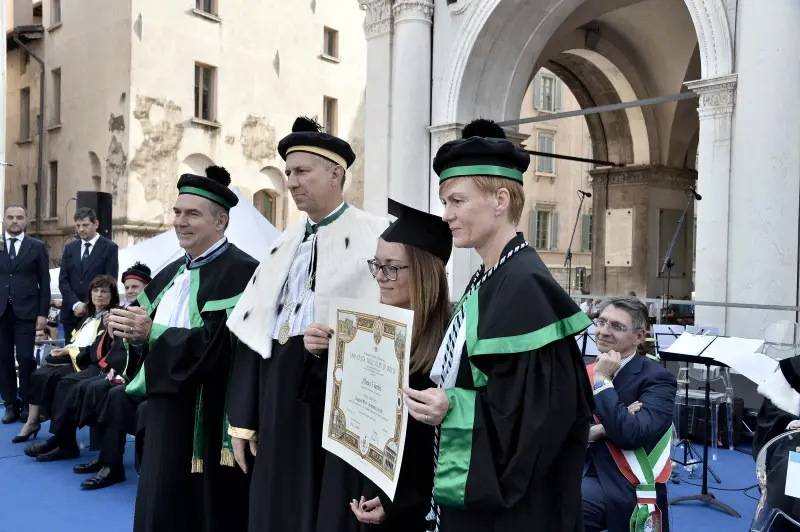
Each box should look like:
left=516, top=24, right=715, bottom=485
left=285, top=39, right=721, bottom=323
left=328, top=311, right=408, bottom=481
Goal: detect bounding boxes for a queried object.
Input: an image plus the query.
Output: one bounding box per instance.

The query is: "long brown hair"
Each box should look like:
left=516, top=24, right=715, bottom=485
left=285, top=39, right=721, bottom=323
left=86, top=274, right=120, bottom=317
left=405, top=244, right=451, bottom=374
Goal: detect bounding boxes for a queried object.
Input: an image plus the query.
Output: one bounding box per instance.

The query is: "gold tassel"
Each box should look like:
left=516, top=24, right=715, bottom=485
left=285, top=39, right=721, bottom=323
left=191, top=456, right=204, bottom=474
left=220, top=448, right=235, bottom=468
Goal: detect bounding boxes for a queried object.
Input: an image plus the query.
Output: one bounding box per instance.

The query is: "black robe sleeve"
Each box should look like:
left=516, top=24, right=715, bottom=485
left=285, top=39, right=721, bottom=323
left=227, top=341, right=261, bottom=440
left=143, top=310, right=230, bottom=395
left=435, top=339, right=590, bottom=511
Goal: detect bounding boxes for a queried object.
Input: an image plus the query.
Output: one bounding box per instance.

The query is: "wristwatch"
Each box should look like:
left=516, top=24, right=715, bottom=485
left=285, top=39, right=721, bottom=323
left=593, top=379, right=611, bottom=391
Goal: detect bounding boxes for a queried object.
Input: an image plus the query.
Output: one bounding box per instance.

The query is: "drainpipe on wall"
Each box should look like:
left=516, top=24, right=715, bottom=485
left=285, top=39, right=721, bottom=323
left=12, top=26, right=45, bottom=238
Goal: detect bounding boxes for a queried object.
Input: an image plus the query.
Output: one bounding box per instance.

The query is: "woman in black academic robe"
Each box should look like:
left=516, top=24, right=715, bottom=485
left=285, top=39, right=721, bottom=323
left=304, top=199, right=453, bottom=532
left=13, top=275, right=120, bottom=443
left=403, top=121, right=593, bottom=532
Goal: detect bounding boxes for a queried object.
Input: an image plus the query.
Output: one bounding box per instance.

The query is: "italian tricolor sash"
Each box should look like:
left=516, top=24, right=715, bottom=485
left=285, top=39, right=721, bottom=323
left=587, top=363, right=672, bottom=532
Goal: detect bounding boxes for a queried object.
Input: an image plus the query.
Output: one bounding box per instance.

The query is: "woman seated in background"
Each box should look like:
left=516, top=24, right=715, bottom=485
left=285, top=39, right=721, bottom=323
left=304, top=199, right=452, bottom=532
left=12, top=275, right=119, bottom=446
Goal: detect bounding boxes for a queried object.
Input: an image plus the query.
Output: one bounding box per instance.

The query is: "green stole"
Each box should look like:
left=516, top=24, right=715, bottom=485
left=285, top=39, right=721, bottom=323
left=126, top=264, right=243, bottom=473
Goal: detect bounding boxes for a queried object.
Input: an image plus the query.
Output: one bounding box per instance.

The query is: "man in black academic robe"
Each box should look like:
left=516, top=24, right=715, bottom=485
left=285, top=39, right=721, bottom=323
left=225, top=117, right=388, bottom=532
left=109, top=166, right=258, bottom=532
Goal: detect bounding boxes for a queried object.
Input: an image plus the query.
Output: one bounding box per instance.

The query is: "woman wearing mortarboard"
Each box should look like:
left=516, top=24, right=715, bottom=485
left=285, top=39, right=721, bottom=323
left=304, top=199, right=452, bottom=531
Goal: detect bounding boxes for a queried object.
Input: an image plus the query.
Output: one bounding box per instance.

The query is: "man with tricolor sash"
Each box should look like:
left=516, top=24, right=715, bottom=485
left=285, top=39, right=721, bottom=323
left=583, top=296, right=677, bottom=532
left=108, top=165, right=259, bottom=532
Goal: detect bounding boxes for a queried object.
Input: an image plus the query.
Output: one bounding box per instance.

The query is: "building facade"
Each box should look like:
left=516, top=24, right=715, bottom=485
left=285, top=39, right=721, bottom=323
left=4, top=0, right=368, bottom=263
left=361, top=0, right=793, bottom=340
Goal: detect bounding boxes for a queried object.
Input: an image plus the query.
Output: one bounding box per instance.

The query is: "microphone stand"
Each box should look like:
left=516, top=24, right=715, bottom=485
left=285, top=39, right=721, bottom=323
left=659, top=191, right=693, bottom=319
left=564, top=191, right=589, bottom=296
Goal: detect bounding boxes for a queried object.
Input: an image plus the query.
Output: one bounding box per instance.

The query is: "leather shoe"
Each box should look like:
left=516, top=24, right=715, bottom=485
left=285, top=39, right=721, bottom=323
left=24, top=439, right=58, bottom=458
left=74, top=456, right=102, bottom=474
left=36, top=446, right=80, bottom=462
left=81, top=466, right=125, bottom=490
left=2, top=405, right=20, bottom=424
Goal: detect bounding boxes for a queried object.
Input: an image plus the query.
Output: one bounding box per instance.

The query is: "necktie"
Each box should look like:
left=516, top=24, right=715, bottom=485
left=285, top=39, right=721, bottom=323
left=82, top=242, right=91, bottom=261
left=8, top=238, right=17, bottom=260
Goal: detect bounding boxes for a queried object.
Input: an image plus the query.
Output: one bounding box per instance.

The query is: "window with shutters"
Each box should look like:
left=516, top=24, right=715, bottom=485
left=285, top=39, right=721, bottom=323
left=323, top=27, right=339, bottom=59
left=528, top=209, right=559, bottom=251
left=51, top=68, right=62, bottom=126
left=19, top=88, right=31, bottom=140
left=533, top=73, right=562, bottom=112
left=582, top=213, right=593, bottom=252
left=537, top=132, right=556, bottom=174
left=21, top=185, right=28, bottom=210
left=254, top=189, right=277, bottom=225
left=196, top=0, right=217, bottom=15
left=323, top=96, right=338, bottom=136
left=194, top=63, right=217, bottom=122
left=52, top=0, right=62, bottom=25
left=48, top=161, right=58, bottom=218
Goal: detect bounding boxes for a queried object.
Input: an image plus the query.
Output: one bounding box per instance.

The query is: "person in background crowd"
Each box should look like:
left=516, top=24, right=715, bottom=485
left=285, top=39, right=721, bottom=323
left=16, top=275, right=118, bottom=446
left=59, top=207, right=119, bottom=341
left=0, top=205, right=51, bottom=424
left=121, top=262, right=152, bottom=307
left=583, top=297, right=677, bottom=532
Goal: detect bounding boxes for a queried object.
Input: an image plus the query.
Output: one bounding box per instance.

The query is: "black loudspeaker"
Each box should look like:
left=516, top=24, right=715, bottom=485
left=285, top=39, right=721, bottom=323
left=76, top=191, right=113, bottom=239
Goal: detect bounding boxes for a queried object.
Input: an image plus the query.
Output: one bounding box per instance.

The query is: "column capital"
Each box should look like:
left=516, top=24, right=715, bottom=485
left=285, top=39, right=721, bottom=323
left=393, top=0, right=434, bottom=25
left=685, top=74, right=737, bottom=120
left=359, top=0, right=393, bottom=39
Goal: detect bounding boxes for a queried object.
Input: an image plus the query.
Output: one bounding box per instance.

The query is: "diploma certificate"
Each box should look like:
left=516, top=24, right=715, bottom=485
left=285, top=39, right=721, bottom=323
left=322, top=297, right=413, bottom=500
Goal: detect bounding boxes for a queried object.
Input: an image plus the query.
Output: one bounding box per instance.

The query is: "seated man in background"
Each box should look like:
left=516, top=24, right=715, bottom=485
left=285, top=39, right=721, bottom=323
left=583, top=296, right=677, bottom=532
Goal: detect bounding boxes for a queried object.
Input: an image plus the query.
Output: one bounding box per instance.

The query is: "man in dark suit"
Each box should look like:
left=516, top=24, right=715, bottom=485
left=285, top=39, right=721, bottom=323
left=583, top=296, right=677, bottom=532
left=0, top=205, right=51, bottom=424
left=58, top=207, right=119, bottom=342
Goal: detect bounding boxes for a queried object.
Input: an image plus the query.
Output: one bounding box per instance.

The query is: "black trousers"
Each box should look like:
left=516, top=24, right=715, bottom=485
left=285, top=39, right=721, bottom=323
left=0, top=303, right=36, bottom=407
left=50, top=367, right=103, bottom=448
left=96, top=385, right=145, bottom=468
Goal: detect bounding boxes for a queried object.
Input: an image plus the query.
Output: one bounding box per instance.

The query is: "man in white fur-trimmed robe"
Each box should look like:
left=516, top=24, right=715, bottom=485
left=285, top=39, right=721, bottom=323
left=225, top=116, right=389, bottom=532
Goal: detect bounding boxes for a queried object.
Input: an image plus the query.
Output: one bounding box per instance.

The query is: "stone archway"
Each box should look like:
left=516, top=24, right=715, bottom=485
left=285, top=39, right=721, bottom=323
left=179, top=153, right=215, bottom=176
left=440, top=0, right=733, bottom=125
left=89, top=151, right=102, bottom=191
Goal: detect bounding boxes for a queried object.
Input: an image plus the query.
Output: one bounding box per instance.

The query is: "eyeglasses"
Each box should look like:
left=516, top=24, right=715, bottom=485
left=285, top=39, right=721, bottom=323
left=367, top=259, right=409, bottom=281
left=593, top=317, right=637, bottom=333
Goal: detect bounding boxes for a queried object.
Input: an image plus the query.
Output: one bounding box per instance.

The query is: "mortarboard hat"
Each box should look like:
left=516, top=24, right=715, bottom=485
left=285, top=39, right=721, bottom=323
left=177, top=165, right=239, bottom=211
left=432, top=118, right=530, bottom=184
left=278, top=116, right=356, bottom=169
left=122, top=261, right=152, bottom=284
left=381, top=199, right=453, bottom=264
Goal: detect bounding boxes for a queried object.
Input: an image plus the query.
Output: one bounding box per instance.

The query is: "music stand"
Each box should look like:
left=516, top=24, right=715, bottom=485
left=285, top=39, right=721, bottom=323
left=575, top=325, right=599, bottom=357
left=660, top=338, right=740, bottom=518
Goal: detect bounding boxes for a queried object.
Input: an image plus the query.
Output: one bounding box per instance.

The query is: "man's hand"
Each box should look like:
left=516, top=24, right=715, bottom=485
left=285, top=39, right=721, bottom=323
left=350, top=496, right=386, bottom=525
left=36, top=316, right=47, bottom=331
left=404, top=387, right=449, bottom=426
left=73, top=303, right=88, bottom=318
left=108, top=307, right=152, bottom=343
left=51, top=348, right=69, bottom=357
left=594, top=350, right=622, bottom=382
left=588, top=424, right=606, bottom=442
left=788, top=420, right=800, bottom=431
left=304, top=323, right=333, bottom=356
left=628, top=401, right=643, bottom=415
left=232, top=436, right=258, bottom=474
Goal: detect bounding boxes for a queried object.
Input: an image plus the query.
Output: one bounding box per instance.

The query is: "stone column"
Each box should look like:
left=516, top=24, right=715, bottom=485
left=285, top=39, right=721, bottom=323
left=725, top=0, right=800, bottom=339
left=389, top=0, right=434, bottom=210
left=359, top=0, right=393, bottom=216
left=684, top=75, right=736, bottom=333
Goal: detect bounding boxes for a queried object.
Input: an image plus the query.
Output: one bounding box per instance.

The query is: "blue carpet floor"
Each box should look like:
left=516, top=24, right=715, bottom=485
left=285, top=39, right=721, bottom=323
left=0, top=420, right=759, bottom=531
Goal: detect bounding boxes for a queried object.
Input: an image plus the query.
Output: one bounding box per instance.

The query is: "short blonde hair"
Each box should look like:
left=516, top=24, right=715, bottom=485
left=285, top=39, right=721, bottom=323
left=444, top=176, right=524, bottom=225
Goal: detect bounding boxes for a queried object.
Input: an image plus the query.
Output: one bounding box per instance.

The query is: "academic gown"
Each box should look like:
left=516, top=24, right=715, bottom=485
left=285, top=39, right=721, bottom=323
left=753, top=398, right=797, bottom=459
left=130, top=244, right=258, bottom=532
left=433, top=234, right=594, bottom=532
left=226, top=205, right=388, bottom=532
left=316, top=370, right=435, bottom=532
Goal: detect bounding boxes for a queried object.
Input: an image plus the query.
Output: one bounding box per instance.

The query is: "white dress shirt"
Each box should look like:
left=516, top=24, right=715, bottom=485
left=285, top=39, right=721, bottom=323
left=4, top=231, right=24, bottom=257
left=73, top=233, right=102, bottom=311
